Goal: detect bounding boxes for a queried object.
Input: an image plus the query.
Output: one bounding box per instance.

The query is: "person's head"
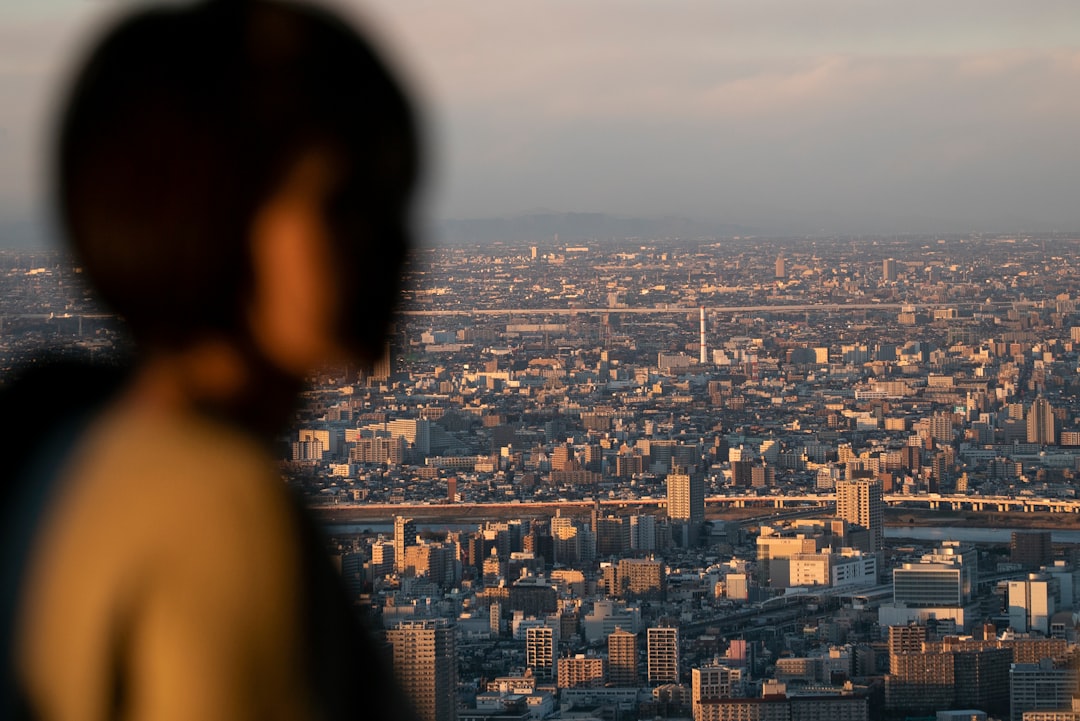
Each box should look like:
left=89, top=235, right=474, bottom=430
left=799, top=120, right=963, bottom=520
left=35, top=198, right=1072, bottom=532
left=56, top=0, right=420, bottom=374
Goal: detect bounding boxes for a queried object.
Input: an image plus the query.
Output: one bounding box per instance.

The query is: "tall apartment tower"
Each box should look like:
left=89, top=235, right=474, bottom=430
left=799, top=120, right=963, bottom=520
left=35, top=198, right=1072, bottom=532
left=888, top=624, right=927, bottom=673
left=883, top=258, right=898, bottom=282
left=775, top=254, right=785, bottom=279
left=835, top=478, right=884, bottom=552
left=371, top=539, right=395, bottom=578
left=1011, top=531, right=1053, bottom=570
left=526, top=625, right=558, bottom=681
left=386, top=619, right=458, bottom=721
left=647, top=626, right=680, bottom=685
left=667, top=466, right=704, bottom=546
left=394, top=516, right=417, bottom=573
left=1027, top=396, right=1057, bottom=445
left=607, top=627, right=638, bottom=687
left=692, top=663, right=744, bottom=721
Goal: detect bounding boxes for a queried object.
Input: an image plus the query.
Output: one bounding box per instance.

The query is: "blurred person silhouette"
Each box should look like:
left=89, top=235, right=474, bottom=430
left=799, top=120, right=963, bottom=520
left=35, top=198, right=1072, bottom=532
left=1, top=0, right=421, bottom=719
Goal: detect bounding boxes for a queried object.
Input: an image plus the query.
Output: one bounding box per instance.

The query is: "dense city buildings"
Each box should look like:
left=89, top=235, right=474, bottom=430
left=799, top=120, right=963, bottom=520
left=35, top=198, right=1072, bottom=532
left=10, top=232, right=1080, bottom=720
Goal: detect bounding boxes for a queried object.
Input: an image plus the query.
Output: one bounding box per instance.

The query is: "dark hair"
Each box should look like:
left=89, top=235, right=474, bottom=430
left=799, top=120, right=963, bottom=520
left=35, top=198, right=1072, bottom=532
left=56, top=0, right=420, bottom=357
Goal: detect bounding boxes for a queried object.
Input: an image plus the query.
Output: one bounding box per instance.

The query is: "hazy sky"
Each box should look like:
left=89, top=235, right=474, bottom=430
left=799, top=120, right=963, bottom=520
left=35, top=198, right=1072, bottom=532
left=3, top=0, right=1080, bottom=246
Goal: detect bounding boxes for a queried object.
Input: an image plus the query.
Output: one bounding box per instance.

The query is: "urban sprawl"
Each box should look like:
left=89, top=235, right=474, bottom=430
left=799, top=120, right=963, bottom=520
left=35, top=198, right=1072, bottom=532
left=8, top=233, right=1080, bottom=721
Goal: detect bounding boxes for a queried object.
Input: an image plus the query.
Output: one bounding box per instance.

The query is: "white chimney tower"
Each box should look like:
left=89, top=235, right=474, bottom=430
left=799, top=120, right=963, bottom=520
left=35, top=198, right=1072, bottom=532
left=699, top=306, right=707, bottom=364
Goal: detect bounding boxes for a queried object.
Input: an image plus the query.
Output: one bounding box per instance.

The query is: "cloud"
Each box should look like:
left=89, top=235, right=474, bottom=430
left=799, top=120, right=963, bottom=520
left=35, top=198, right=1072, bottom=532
left=3, top=0, right=1080, bottom=236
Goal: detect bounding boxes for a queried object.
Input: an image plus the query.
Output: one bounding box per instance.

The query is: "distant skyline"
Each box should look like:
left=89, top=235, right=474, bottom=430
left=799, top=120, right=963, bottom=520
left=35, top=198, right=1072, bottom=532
left=2, top=0, right=1080, bottom=248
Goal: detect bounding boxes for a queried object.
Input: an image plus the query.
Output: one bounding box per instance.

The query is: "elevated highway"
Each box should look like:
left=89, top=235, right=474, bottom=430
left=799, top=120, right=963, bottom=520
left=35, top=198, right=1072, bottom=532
left=399, top=301, right=1008, bottom=318
left=312, top=492, right=1080, bottom=525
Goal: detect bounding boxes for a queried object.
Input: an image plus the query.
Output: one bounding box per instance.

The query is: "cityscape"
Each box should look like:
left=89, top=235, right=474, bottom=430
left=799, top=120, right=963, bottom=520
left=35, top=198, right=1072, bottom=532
left=8, top=231, right=1080, bottom=721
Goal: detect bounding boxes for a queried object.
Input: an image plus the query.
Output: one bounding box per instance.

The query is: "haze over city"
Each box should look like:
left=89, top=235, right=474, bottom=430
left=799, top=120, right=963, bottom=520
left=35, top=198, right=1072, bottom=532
left=8, top=3, right=1080, bottom=721
left=3, top=0, right=1080, bottom=249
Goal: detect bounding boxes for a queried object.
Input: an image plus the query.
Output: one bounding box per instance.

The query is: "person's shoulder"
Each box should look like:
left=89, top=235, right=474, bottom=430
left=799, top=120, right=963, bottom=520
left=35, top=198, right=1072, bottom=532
left=66, top=400, right=301, bottom=551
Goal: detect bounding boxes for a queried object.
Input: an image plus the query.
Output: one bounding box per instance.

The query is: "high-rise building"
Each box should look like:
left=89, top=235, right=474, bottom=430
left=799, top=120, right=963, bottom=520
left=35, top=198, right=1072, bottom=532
left=1011, top=531, right=1053, bottom=569
left=1008, top=574, right=1055, bottom=634
left=371, top=539, right=395, bottom=578
left=892, top=542, right=977, bottom=608
left=647, top=626, right=680, bottom=685
left=667, top=466, right=704, bottom=546
left=552, top=512, right=583, bottom=565
left=596, top=515, right=630, bottom=557
left=446, top=476, right=457, bottom=503
left=402, top=541, right=457, bottom=588
left=603, top=558, right=665, bottom=600
left=1010, top=659, right=1080, bottom=721
left=756, top=532, right=822, bottom=589
left=835, top=478, right=884, bottom=552
left=1028, top=397, right=1057, bottom=445
left=692, top=662, right=743, bottom=721
left=886, top=640, right=1010, bottom=717
left=629, top=514, right=657, bottom=551
left=887, top=624, right=926, bottom=665
left=929, top=411, right=954, bottom=443
left=883, top=258, right=899, bottom=282
left=386, top=619, right=458, bottom=721
left=394, top=516, right=417, bottom=573
left=607, top=627, right=638, bottom=687
left=526, top=625, right=558, bottom=681
left=386, top=417, right=432, bottom=457
left=775, top=254, right=786, bottom=279
left=557, top=655, right=604, bottom=689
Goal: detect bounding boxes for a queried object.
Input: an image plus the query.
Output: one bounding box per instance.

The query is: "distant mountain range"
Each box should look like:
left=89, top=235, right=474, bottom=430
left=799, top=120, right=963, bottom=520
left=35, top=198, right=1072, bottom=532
left=434, top=212, right=757, bottom=246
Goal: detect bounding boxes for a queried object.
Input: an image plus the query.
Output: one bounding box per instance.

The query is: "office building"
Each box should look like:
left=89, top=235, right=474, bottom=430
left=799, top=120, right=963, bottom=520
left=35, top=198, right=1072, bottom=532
left=1011, top=659, right=1080, bottom=721
left=893, top=542, right=977, bottom=606
left=1009, top=574, right=1055, bottom=634
left=757, top=532, right=823, bottom=589
left=881, top=542, right=979, bottom=629
left=788, top=547, right=877, bottom=589
left=583, top=600, right=642, bottom=643
left=386, top=619, right=458, bottom=721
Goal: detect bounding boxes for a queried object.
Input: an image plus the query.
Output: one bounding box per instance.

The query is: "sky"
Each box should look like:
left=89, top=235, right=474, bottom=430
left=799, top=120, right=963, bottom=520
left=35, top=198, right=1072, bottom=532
left=2, top=0, right=1080, bottom=248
